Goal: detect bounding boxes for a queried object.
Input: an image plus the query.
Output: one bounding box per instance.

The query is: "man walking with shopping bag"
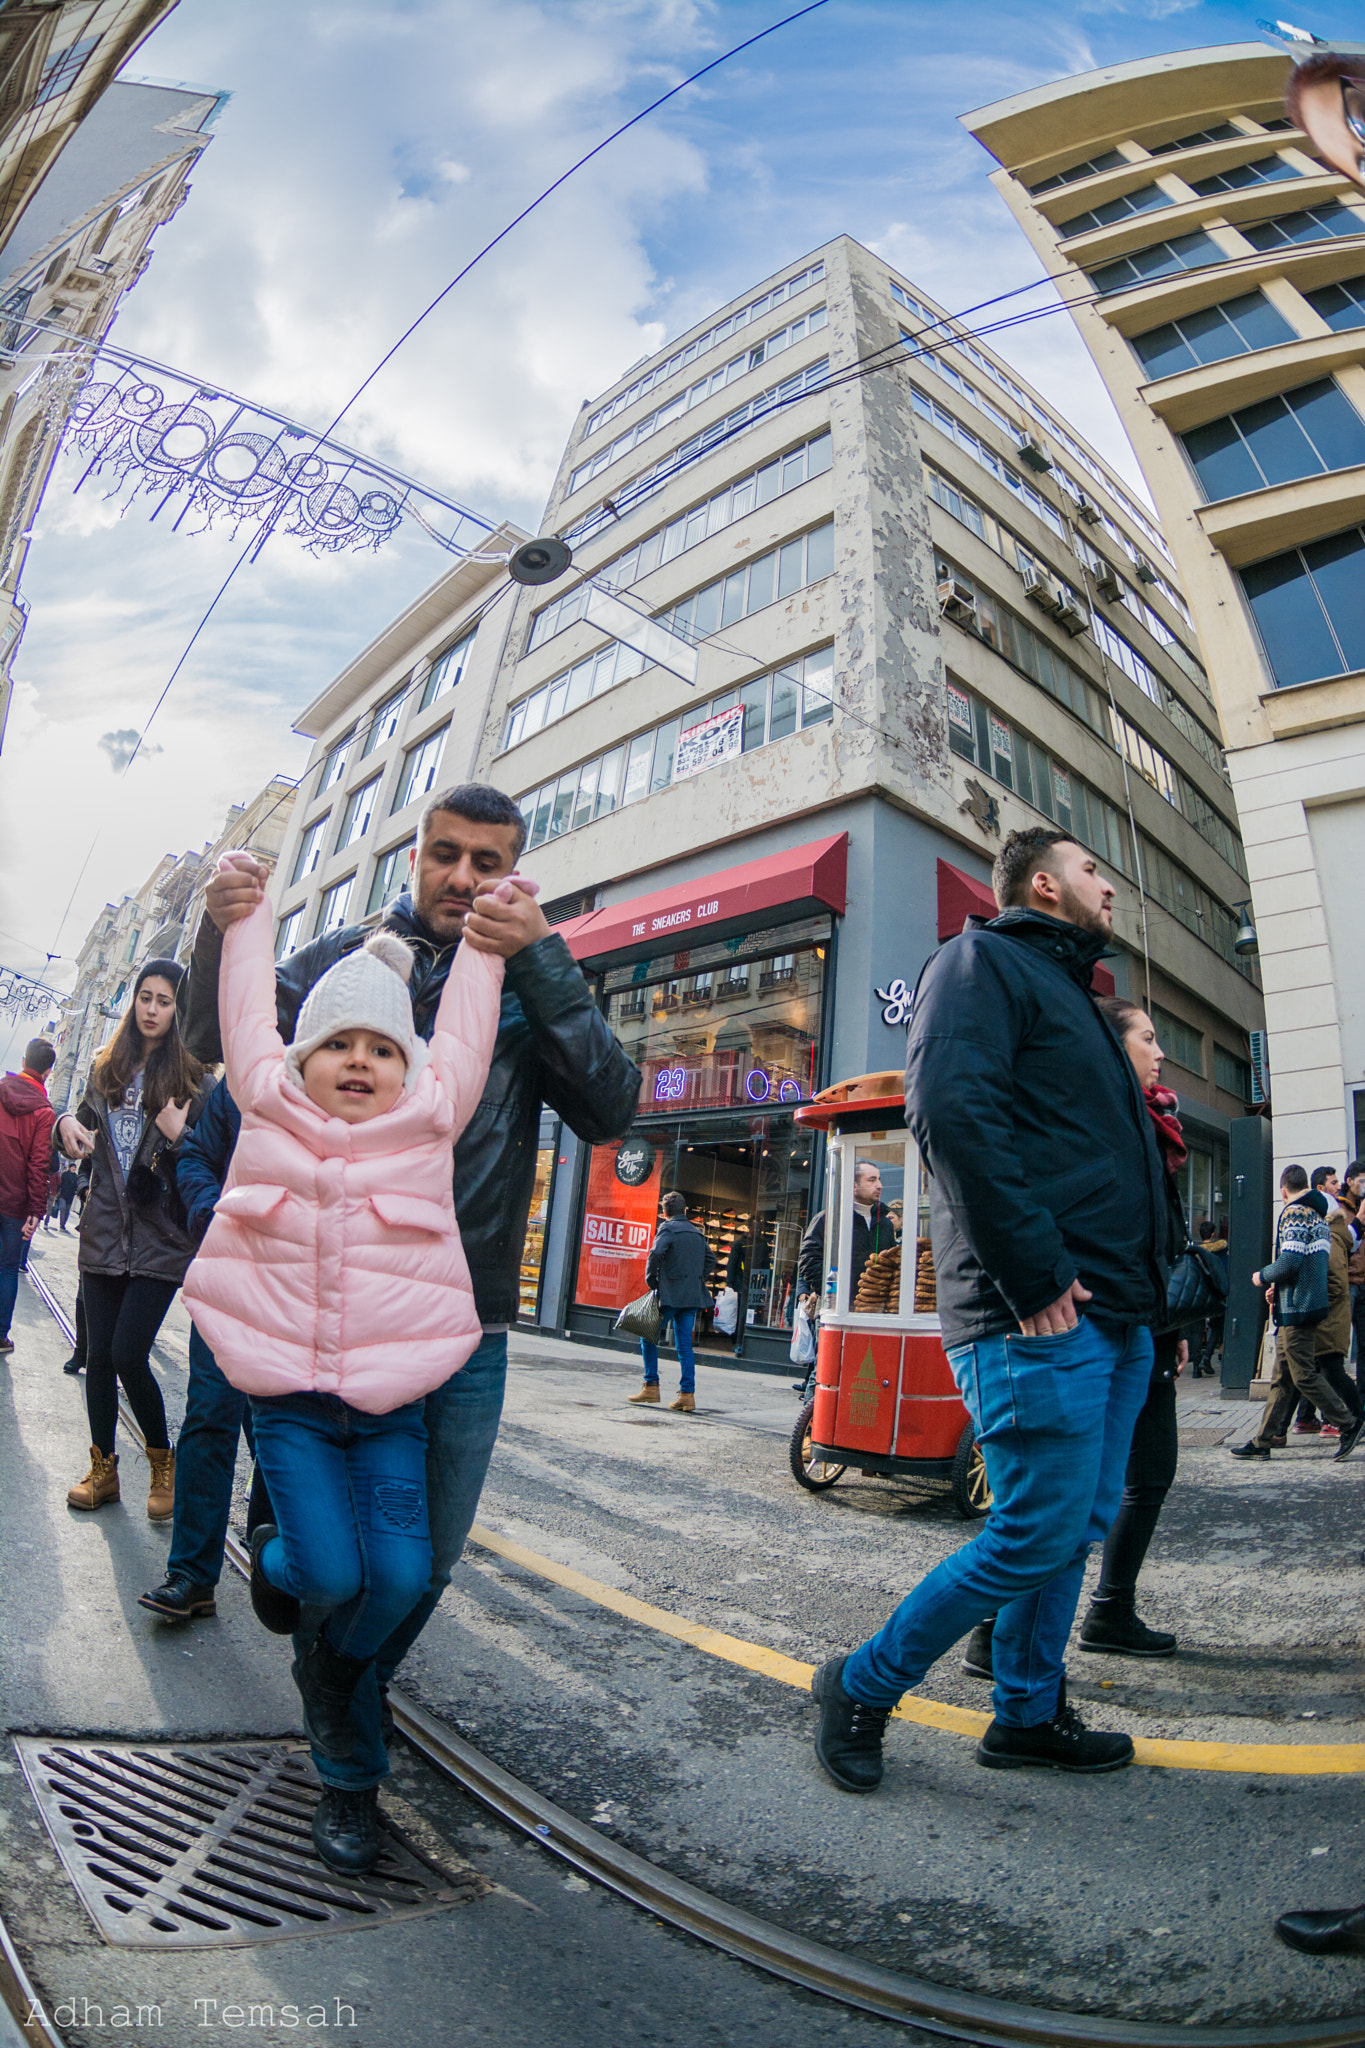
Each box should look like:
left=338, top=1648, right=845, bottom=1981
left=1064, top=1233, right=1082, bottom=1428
left=628, top=1192, right=716, bottom=1412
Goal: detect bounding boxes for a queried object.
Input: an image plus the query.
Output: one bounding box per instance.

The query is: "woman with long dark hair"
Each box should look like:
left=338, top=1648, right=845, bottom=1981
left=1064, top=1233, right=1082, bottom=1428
left=65, top=958, right=209, bottom=1518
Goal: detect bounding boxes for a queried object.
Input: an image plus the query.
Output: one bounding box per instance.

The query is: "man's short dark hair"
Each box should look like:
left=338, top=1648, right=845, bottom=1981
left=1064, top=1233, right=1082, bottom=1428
left=1281, top=1163, right=1308, bottom=1195
left=24, top=1038, right=55, bottom=1075
left=1348, top=1160, right=1365, bottom=1182
left=1310, top=1165, right=1338, bottom=1190
left=420, top=782, right=527, bottom=857
left=992, top=828, right=1079, bottom=911
left=662, top=1191, right=686, bottom=1217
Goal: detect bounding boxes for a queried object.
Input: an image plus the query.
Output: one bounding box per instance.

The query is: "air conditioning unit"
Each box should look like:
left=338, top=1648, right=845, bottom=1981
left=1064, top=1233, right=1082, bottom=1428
left=1095, top=567, right=1123, bottom=602
left=937, top=577, right=977, bottom=627
left=1019, top=436, right=1053, bottom=474
left=1135, top=558, right=1159, bottom=586
left=1075, top=496, right=1102, bottom=525
left=1055, top=596, right=1091, bottom=636
left=1024, top=572, right=1062, bottom=615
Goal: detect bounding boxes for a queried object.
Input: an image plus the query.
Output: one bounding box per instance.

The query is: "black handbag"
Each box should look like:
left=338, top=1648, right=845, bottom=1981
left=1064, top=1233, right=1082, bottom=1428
left=1159, top=1241, right=1227, bottom=1335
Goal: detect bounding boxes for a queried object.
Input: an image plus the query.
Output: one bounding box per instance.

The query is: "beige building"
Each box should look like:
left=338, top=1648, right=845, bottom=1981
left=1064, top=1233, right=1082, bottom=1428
left=963, top=43, right=1365, bottom=1176
left=0, top=73, right=221, bottom=746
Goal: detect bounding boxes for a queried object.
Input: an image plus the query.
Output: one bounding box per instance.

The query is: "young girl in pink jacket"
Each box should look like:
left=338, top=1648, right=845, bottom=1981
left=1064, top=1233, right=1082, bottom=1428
left=182, top=862, right=517, bottom=1864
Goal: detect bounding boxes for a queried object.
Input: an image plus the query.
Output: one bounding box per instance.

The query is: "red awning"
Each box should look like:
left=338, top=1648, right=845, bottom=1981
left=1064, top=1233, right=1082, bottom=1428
left=557, top=833, right=848, bottom=966
left=936, top=857, right=1115, bottom=996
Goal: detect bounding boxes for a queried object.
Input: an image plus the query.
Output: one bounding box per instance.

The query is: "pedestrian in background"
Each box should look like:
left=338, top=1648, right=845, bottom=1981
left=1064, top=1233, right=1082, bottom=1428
left=0, top=1039, right=57, bottom=1355
left=55, top=1162, right=79, bottom=1232
left=1231, top=1167, right=1361, bottom=1461
left=811, top=828, right=1165, bottom=1795
left=629, top=1191, right=716, bottom=1413
left=1192, top=1220, right=1227, bottom=1378
left=57, top=959, right=210, bottom=1518
left=1312, top=1178, right=1360, bottom=1439
left=1338, top=1160, right=1365, bottom=1377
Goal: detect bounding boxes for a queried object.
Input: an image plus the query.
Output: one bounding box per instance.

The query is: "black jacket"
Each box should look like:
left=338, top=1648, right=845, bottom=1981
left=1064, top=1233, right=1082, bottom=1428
left=797, top=1201, right=898, bottom=1298
left=181, top=892, right=641, bottom=1325
left=74, top=1075, right=213, bottom=1285
left=174, top=1077, right=241, bottom=1239
left=904, top=908, right=1166, bottom=1347
left=646, top=1216, right=716, bottom=1309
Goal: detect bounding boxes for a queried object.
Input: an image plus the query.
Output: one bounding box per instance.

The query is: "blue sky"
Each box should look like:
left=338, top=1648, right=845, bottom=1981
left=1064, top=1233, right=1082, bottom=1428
left=0, top=0, right=1357, bottom=1062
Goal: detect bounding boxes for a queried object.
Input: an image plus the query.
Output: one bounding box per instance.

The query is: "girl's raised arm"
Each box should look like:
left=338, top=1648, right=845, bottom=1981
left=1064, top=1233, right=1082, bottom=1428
left=429, top=937, right=504, bottom=1138
left=216, top=860, right=286, bottom=1110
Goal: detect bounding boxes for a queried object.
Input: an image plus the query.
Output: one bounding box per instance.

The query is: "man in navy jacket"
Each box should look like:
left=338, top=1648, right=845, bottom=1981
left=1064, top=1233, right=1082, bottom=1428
left=812, top=828, right=1166, bottom=1795
left=138, top=1078, right=271, bottom=1621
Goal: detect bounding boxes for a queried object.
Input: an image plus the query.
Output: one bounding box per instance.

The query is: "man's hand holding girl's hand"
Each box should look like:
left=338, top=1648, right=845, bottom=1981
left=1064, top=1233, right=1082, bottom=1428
left=463, top=875, right=549, bottom=958
left=207, top=851, right=270, bottom=933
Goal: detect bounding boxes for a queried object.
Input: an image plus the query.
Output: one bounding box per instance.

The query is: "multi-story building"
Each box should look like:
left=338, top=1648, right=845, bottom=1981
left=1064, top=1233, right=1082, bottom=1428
left=962, top=42, right=1365, bottom=1176
left=51, top=775, right=295, bottom=1109
left=0, top=74, right=222, bottom=746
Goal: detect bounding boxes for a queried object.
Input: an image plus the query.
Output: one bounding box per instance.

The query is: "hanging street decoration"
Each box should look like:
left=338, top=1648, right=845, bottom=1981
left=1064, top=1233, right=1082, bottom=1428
left=0, top=965, right=65, bottom=1031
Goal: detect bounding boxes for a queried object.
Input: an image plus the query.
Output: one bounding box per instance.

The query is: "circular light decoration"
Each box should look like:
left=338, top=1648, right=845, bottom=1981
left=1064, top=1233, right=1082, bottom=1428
left=745, top=1068, right=771, bottom=1102
left=509, top=536, right=573, bottom=586
left=778, top=1079, right=802, bottom=1104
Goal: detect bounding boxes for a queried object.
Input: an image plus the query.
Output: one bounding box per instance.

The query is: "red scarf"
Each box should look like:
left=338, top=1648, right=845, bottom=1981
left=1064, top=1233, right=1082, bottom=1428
left=1145, top=1083, right=1186, bottom=1177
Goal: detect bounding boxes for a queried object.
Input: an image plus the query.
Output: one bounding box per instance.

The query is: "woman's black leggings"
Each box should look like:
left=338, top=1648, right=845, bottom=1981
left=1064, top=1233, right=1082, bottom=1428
left=81, top=1272, right=176, bottom=1455
left=1093, top=1338, right=1180, bottom=1602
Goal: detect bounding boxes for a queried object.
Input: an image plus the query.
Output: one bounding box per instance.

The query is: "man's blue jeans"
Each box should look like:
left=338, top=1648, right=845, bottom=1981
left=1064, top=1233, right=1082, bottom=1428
left=250, top=1392, right=432, bottom=1666
left=843, top=1317, right=1153, bottom=1728
left=168, top=1326, right=270, bottom=1588
left=0, top=1214, right=25, bottom=1341
left=641, top=1309, right=697, bottom=1393
left=305, top=1330, right=508, bottom=1790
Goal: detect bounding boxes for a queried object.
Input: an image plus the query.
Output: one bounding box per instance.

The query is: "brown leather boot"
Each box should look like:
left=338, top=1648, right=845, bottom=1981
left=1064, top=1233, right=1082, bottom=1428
left=146, top=1447, right=175, bottom=1522
left=68, top=1446, right=119, bottom=1510
left=669, top=1392, right=696, bottom=1413
left=627, top=1384, right=660, bottom=1404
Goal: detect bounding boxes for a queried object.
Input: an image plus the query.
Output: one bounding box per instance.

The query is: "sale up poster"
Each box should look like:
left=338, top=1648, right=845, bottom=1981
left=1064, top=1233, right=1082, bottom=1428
left=574, top=1137, right=663, bottom=1312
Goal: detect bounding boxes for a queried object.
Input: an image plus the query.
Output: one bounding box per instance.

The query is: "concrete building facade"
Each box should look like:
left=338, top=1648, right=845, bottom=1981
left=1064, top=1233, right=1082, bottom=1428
left=963, top=43, right=1365, bottom=1176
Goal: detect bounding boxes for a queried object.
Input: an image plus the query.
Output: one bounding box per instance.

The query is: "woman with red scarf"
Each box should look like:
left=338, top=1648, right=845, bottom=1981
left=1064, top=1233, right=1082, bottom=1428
left=1077, top=997, right=1191, bottom=1658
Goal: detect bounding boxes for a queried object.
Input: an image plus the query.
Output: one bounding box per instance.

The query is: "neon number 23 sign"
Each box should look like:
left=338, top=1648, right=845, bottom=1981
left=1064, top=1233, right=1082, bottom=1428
left=654, top=1067, right=688, bottom=1101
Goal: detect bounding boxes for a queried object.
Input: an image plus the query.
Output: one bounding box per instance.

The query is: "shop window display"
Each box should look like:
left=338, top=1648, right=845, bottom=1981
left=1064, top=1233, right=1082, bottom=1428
left=518, top=1145, right=556, bottom=1321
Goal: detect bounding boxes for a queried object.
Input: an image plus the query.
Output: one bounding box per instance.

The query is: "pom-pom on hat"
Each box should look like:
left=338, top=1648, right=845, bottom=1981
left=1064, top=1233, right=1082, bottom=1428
left=284, top=931, right=428, bottom=1096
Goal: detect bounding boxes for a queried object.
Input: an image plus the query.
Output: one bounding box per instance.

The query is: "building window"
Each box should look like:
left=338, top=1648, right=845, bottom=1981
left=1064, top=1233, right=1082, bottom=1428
left=1303, top=273, right=1365, bottom=333
left=584, top=260, right=825, bottom=436
left=946, top=677, right=1134, bottom=877
left=517, top=647, right=835, bottom=852
left=291, top=815, right=328, bottom=886
left=35, top=36, right=98, bottom=104
left=1243, top=201, right=1364, bottom=253
left=1215, top=1045, right=1252, bottom=1099
left=528, top=431, right=831, bottom=652
left=1089, top=230, right=1224, bottom=296
left=366, top=837, right=414, bottom=916
left=392, top=726, right=449, bottom=812
left=569, top=305, right=828, bottom=490
left=336, top=776, right=381, bottom=850
left=1151, top=1004, right=1204, bottom=1076
left=275, top=907, right=305, bottom=961
left=908, top=381, right=1065, bottom=539
left=419, top=629, right=476, bottom=710
left=315, top=875, right=355, bottom=937
left=1057, top=182, right=1172, bottom=238
left=1181, top=378, right=1365, bottom=500
left=1188, top=154, right=1299, bottom=195
left=1130, top=291, right=1295, bottom=379
left=1241, top=526, right=1365, bottom=687
left=1148, top=123, right=1242, bottom=156
left=1029, top=150, right=1126, bottom=193
left=318, top=730, right=354, bottom=792
left=360, top=687, right=406, bottom=758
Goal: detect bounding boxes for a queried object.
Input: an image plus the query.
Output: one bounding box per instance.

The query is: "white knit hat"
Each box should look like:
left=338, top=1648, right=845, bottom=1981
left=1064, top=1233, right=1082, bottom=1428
left=284, top=932, right=429, bottom=1095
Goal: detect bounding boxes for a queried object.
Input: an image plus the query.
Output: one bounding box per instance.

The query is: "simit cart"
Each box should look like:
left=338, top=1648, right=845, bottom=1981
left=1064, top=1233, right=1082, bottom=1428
left=788, top=1072, right=992, bottom=1520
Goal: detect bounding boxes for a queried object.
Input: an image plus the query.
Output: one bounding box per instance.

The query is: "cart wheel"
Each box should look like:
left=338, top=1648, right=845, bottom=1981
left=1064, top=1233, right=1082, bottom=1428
left=790, top=1398, right=846, bottom=1492
left=951, top=1423, right=992, bottom=1520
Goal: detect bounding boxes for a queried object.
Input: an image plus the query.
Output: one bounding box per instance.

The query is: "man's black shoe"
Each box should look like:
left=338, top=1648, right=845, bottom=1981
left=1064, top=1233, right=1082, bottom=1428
left=811, top=1655, right=892, bottom=1793
left=1079, top=1602, right=1177, bottom=1658
left=138, top=1574, right=216, bottom=1622
left=1230, top=1439, right=1270, bottom=1459
left=961, top=1621, right=995, bottom=1681
left=312, top=1786, right=381, bottom=1875
left=1334, top=1417, right=1365, bottom=1461
left=977, top=1681, right=1134, bottom=1774
left=1275, top=1904, right=1365, bottom=1956
left=62, top=1356, right=83, bottom=1374
left=293, top=1632, right=372, bottom=1761
left=249, top=1524, right=301, bottom=1635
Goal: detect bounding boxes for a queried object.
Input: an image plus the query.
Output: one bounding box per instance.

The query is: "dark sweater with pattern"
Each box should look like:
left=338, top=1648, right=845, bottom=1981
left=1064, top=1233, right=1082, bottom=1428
left=1262, top=1197, right=1330, bottom=1327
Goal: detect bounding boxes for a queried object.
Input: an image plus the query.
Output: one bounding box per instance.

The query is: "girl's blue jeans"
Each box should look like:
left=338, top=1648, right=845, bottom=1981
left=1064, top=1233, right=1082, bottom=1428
left=249, top=1391, right=432, bottom=1665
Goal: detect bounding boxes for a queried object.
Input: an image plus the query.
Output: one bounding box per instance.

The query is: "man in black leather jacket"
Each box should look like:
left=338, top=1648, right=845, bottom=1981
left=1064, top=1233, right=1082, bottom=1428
left=182, top=783, right=640, bottom=1858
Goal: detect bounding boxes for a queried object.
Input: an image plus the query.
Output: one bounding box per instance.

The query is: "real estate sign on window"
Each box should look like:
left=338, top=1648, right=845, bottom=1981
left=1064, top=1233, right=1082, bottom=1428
left=673, top=704, right=744, bottom=782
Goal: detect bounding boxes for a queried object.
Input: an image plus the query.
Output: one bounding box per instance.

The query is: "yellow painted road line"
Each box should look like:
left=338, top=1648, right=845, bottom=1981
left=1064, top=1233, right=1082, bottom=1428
left=468, top=1524, right=1365, bottom=1776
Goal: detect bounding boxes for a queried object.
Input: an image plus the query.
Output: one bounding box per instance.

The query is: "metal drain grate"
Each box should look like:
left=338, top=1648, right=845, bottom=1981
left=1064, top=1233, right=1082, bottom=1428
left=15, top=1738, right=481, bottom=1949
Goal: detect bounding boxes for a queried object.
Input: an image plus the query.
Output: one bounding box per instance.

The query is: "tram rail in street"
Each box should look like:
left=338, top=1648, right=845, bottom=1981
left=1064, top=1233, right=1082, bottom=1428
left=16, top=1262, right=1365, bottom=2048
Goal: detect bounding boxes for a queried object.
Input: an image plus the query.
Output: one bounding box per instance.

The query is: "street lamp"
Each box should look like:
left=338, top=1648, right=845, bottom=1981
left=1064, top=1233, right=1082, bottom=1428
left=1233, top=902, right=1259, bottom=956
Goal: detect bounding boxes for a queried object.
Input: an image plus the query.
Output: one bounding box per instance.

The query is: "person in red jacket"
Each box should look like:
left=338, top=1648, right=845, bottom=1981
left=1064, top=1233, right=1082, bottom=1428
left=0, top=1039, right=57, bottom=1352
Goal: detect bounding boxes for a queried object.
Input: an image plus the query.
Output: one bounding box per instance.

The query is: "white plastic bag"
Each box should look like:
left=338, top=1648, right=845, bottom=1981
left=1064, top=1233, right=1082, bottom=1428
left=714, top=1286, right=739, bottom=1335
left=790, top=1299, right=817, bottom=1367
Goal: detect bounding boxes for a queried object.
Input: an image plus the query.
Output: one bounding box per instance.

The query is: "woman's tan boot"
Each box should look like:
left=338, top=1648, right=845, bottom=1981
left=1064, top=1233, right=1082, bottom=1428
left=146, top=1447, right=175, bottom=1522
left=68, top=1447, right=119, bottom=1510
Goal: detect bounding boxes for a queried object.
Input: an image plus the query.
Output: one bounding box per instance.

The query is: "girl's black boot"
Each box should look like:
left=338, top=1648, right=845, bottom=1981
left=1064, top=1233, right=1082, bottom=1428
left=292, top=1633, right=373, bottom=1759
